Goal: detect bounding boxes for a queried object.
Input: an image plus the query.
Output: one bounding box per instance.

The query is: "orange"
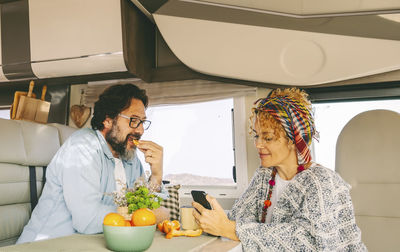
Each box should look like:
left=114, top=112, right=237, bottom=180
left=125, top=220, right=132, bottom=227
left=162, top=221, right=173, bottom=233
left=131, top=208, right=156, bottom=226
left=103, top=213, right=126, bottom=226
left=158, top=220, right=167, bottom=232
left=165, top=228, right=202, bottom=239
left=163, top=220, right=180, bottom=233
left=158, top=220, right=181, bottom=233
left=171, top=220, right=180, bottom=230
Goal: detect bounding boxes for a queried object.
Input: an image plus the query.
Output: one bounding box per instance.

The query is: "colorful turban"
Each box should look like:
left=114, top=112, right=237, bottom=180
left=254, top=94, right=318, bottom=164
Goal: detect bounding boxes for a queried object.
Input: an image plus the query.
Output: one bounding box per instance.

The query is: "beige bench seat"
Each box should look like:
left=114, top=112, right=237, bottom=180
left=0, top=119, right=76, bottom=246
left=336, top=109, right=400, bottom=251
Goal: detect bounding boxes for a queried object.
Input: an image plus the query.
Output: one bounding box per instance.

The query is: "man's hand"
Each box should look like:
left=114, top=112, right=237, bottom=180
left=192, top=195, right=239, bottom=241
left=136, top=140, right=163, bottom=187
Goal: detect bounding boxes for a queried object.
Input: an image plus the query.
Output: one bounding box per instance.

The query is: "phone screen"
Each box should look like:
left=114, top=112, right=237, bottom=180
left=191, top=190, right=212, bottom=210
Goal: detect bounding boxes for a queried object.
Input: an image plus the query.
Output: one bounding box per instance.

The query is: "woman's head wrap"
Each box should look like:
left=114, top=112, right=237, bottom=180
left=254, top=92, right=318, bottom=164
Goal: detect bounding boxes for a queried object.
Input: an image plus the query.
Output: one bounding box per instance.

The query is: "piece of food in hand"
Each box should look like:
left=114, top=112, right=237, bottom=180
left=131, top=208, right=156, bottom=226
left=103, top=213, right=126, bottom=226
left=127, top=136, right=139, bottom=146
left=165, top=228, right=203, bottom=239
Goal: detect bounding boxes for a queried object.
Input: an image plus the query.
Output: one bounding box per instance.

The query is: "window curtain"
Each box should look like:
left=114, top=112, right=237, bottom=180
left=84, top=79, right=257, bottom=106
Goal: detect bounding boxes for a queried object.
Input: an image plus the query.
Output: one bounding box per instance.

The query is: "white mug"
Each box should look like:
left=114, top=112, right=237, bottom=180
left=180, top=206, right=200, bottom=230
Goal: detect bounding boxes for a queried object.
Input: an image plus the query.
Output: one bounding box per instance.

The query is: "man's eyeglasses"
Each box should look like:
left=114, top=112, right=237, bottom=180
left=118, top=114, right=151, bottom=130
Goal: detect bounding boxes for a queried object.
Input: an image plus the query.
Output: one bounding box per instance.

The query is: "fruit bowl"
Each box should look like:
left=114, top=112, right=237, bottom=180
left=103, top=224, right=156, bottom=252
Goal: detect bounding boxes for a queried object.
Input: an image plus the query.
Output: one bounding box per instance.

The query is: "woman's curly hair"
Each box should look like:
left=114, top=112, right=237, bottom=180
left=250, top=88, right=311, bottom=140
left=91, top=84, right=148, bottom=130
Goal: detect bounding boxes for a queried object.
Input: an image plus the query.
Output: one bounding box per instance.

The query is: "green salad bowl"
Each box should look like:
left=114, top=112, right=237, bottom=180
left=103, top=224, right=156, bottom=252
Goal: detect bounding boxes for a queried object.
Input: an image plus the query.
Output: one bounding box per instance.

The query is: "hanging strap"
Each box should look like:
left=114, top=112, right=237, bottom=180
left=29, top=165, right=48, bottom=211
left=42, top=166, right=47, bottom=186
left=28, top=166, right=38, bottom=211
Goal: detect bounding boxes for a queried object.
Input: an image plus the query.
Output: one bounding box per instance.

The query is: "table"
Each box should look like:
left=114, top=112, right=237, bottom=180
left=1, top=231, right=241, bottom=252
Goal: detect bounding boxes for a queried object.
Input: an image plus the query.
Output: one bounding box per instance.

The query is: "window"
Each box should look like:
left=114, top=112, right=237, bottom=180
left=137, top=97, right=248, bottom=198
left=0, top=107, right=10, bottom=119
left=312, top=99, right=400, bottom=170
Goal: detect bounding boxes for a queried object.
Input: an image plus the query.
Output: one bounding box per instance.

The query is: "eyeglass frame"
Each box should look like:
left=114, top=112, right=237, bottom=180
left=118, top=113, right=151, bottom=130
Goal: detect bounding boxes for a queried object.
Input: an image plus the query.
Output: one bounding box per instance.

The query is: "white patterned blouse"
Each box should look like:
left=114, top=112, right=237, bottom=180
left=228, top=163, right=367, bottom=251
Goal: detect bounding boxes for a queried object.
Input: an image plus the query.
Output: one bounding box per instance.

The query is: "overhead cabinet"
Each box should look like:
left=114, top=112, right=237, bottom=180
left=0, top=0, right=155, bottom=83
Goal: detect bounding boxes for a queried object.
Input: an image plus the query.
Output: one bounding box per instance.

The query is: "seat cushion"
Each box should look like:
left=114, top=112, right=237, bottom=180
left=0, top=204, right=31, bottom=247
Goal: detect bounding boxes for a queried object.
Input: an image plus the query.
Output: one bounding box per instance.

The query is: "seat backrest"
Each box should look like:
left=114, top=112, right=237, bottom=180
left=336, top=109, right=400, bottom=252
left=48, top=123, right=79, bottom=145
left=0, top=119, right=77, bottom=246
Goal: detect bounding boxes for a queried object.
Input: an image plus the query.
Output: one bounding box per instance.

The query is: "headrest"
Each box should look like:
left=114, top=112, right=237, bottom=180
left=48, top=123, right=78, bottom=144
left=336, top=109, right=400, bottom=219
left=0, top=119, right=60, bottom=166
left=336, top=109, right=400, bottom=185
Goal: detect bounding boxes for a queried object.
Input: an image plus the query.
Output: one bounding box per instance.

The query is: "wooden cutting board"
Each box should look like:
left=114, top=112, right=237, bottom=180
left=34, top=85, right=50, bottom=123
left=15, top=81, right=38, bottom=121
left=10, top=91, right=36, bottom=119
left=14, top=81, right=50, bottom=123
left=15, top=95, right=40, bottom=121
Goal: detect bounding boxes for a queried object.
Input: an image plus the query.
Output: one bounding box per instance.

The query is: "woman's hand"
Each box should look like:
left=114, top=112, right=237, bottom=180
left=192, top=195, right=239, bottom=241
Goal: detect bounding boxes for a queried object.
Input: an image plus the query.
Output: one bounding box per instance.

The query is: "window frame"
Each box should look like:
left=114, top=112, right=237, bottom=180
left=306, top=81, right=400, bottom=103
left=167, top=96, right=249, bottom=199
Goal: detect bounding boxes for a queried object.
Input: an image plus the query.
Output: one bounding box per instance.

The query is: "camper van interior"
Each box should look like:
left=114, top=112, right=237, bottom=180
left=0, top=0, right=399, bottom=251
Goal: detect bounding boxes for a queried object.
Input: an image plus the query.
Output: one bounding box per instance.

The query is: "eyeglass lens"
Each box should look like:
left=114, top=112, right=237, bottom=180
left=129, top=118, right=151, bottom=130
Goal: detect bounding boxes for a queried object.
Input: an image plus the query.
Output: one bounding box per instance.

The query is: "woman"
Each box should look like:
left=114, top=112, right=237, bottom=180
left=192, top=88, right=366, bottom=251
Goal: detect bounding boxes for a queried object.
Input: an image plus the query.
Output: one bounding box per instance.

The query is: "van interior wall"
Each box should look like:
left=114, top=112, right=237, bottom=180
left=69, top=84, right=92, bottom=128
left=0, top=83, right=70, bottom=124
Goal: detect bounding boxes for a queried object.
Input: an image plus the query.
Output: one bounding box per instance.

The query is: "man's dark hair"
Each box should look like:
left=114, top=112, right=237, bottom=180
left=91, top=84, right=148, bottom=130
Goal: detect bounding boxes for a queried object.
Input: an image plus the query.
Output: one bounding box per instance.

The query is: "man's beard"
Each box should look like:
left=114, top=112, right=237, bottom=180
left=105, top=120, right=140, bottom=160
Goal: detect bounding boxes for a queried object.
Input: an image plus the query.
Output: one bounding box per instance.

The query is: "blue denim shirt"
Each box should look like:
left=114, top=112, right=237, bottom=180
left=17, top=128, right=167, bottom=243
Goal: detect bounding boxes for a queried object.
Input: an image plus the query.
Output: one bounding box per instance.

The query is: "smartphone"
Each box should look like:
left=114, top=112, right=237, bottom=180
left=191, top=190, right=212, bottom=210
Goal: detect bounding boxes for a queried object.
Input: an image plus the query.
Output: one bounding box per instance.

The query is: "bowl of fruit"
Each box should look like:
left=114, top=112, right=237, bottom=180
left=103, top=208, right=157, bottom=252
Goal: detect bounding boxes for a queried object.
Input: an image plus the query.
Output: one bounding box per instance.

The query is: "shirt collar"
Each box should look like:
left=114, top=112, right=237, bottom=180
left=96, top=130, right=114, bottom=160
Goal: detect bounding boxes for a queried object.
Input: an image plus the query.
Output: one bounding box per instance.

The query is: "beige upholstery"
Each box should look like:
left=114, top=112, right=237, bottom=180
left=48, top=123, right=79, bottom=145
left=336, top=109, right=400, bottom=252
left=0, top=119, right=77, bottom=246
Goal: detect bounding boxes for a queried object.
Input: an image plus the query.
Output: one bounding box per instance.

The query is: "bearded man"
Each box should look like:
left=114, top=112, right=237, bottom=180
left=17, top=84, right=167, bottom=244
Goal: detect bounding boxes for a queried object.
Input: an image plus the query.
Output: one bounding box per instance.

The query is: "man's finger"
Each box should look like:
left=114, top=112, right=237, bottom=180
left=137, top=140, right=162, bottom=151
left=145, top=156, right=156, bottom=163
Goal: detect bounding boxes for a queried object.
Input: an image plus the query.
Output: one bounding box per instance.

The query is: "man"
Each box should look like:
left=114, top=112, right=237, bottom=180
left=17, top=84, right=166, bottom=243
